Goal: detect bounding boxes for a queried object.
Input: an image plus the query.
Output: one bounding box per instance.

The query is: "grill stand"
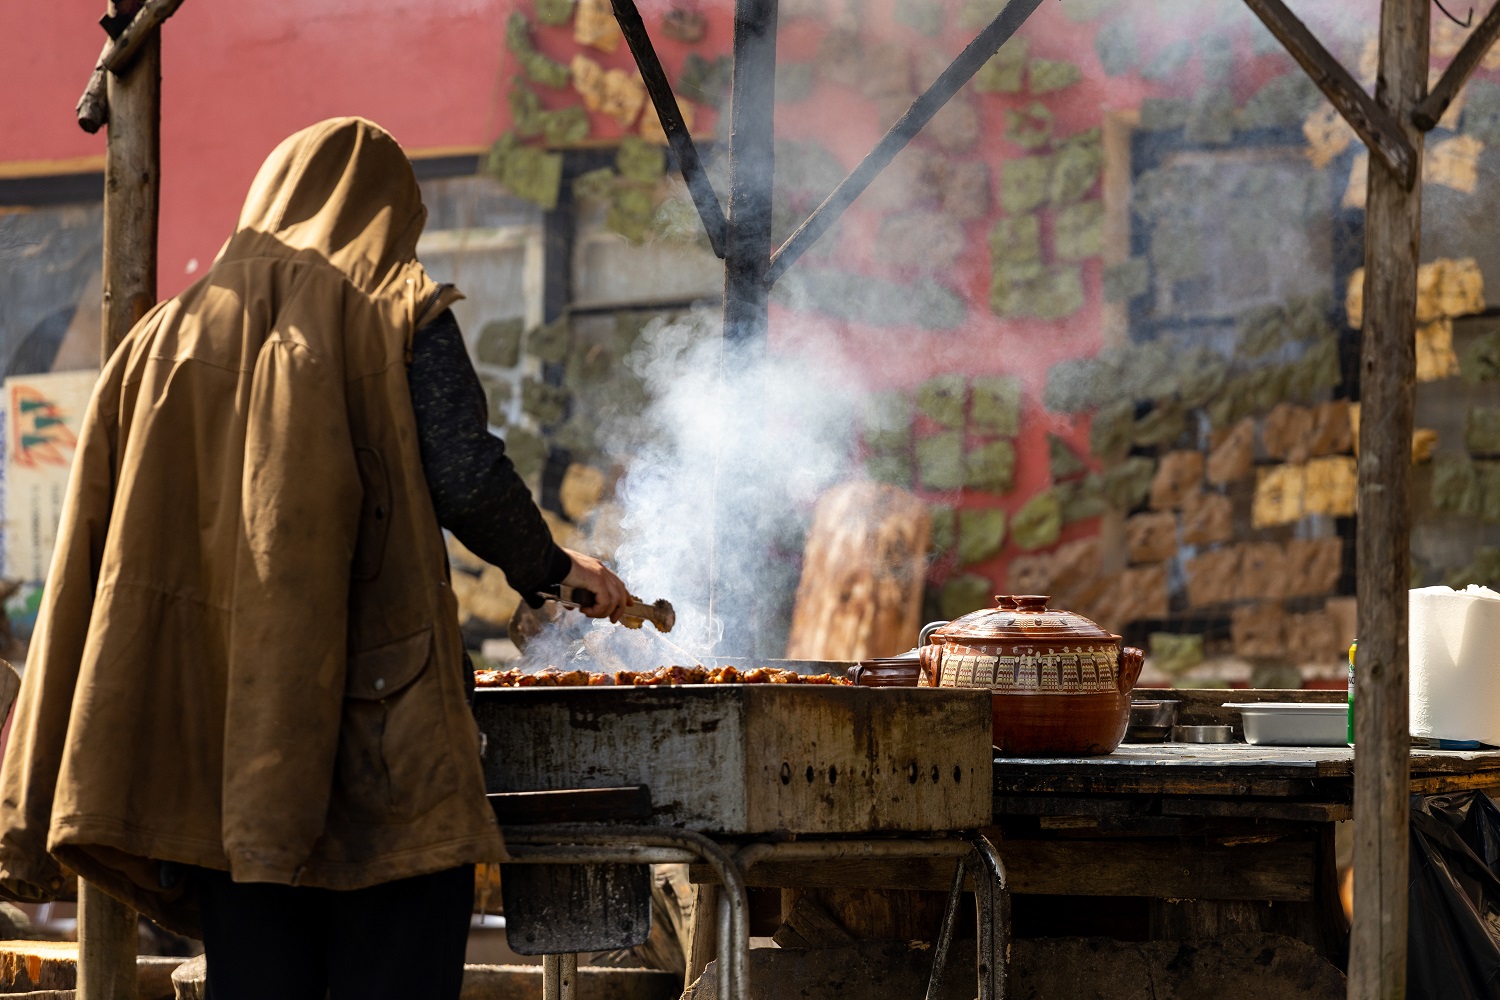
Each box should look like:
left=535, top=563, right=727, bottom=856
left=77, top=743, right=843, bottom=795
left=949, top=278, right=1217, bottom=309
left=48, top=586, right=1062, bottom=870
left=501, top=825, right=1008, bottom=1000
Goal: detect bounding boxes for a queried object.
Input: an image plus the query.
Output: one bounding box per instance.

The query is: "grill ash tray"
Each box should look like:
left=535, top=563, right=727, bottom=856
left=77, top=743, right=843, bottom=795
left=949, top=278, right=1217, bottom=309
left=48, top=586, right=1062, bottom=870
left=474, top=685, right=993, bottom=836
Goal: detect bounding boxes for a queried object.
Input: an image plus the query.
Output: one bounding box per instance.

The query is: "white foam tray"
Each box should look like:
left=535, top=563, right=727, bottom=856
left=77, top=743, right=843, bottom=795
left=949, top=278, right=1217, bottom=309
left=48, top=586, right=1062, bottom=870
left=1223, top=702, right=1348, bottom=747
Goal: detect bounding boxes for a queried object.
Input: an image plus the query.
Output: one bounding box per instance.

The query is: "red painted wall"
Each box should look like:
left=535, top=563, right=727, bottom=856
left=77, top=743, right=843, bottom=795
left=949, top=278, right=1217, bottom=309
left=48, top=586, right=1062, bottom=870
left=1, top=0, right=1379, bottom=597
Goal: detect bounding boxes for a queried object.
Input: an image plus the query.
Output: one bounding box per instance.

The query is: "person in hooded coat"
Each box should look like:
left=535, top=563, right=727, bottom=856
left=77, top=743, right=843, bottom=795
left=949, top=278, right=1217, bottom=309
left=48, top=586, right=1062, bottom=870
left=0, top=117, right=628, bottom=998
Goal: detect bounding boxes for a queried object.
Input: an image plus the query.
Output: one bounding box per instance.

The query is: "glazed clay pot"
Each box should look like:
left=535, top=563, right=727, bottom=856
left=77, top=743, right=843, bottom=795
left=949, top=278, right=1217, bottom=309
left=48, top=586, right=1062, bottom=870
left=918, top=595, right=1145, bottom=756
left=847, top=651, right=923, bottom=687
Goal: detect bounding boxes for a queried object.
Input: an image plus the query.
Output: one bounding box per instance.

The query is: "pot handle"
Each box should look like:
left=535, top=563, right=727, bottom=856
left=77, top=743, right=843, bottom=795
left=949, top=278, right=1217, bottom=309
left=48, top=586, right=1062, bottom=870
left=917, top=644, right=943, bottom=688
left=1118, top=646, right=1145, bottom=694
left=918, top=620, right=949, bottom=647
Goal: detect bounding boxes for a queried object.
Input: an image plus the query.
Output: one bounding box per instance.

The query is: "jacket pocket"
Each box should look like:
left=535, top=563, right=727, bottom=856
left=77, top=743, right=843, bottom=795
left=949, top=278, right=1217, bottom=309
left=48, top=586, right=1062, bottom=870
left=336, top=627, right=459, bottom=821
left=351, top=446, right=391, bottom=581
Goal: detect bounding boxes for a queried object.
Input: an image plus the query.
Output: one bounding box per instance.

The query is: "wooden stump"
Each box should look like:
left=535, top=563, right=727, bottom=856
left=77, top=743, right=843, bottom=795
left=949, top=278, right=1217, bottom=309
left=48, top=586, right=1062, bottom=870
left=784, top=483, right=932, bottom=661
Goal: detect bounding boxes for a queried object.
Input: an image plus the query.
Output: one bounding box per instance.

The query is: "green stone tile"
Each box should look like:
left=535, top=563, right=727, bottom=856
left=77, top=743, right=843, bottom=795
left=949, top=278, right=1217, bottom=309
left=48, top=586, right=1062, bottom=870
left=1090, top=399, right=1136, bottom=462
left=971, top=376, right=1022, bottom=436
left=1185, top=87, right=1234, bottom=145
left=1464, top=80, right=1500, bottom=145
left=616, top=137, right=666, bottom=183
left=476, top=317, right=525, bottom=367
left=526, top=317, right=571, bottom=364
left=1177, top=347, right=1229, bottom=409
left=1102, top=456, right=1156, bottom=512
left=1049, top=130, right=1103, bottom=204
left=1000, top=156, right=1054, bottom=215
left=989, top=215, right=1042, bottom=267
left=917, top=431, right=965, bottom=491
left=1042, top=357, right=1102, bottom=414
left=607, top=183, right=657, bottom=244
left=1469, top=406, right=1500, bottom=455
left=1029, top=59, right=1081, bottom=94
left=1287, top=337, right=1342, bottom=401
left=1140, top=97, right=1189, bottom=131
left=1462, top=330, right=1500, bottom=383
left=1131, top=399, right=1186, bottom=448
left=485, top=132, right=562, bottom=211
left=1058, top=473, right=1107, bottom=523
left=1011, top=490, right=1062, bottom=551
left=974, top=38, right=1028, bottom=92
left=537, top=0, right=574, bottom=25
left=1142, top=39, right=1192, bottom=82
left=480, top=376, right=512, bottom=427
left=965, top=439, right=1017, bottom=493
left=940, top=573, right=995, bottom=620
left=958, top=508, right=1007, bottom=564
left=930, top=505, right=956, bottom=554
left=1238, top=73, right=1321, bottom=131
left=917, top=374, right=968, bottom=429
left=507, top=14, right=572, bottom=89
left=521, top=377, right=571, bottom=426
left=1055, top=200, right=1105, bottom=261
left=863, top=391, right=912, bottom=452
left=1237, top=304, right=1287, bottom=358
left=1150, top=632, right=1204, bottom=674
left=1479, top=462, right=1500, bottom=522
left=867, top=453, right=914, bottom=488
left=1103, top=258, right=1151, bottom=303
left=1049, top=433, right=1088, bottom=480
left=1004, top=102, right=1053, bottom=150
left=504, top=427, right=549, bottom=479
left=1432, top=455, right=1480, bottom=516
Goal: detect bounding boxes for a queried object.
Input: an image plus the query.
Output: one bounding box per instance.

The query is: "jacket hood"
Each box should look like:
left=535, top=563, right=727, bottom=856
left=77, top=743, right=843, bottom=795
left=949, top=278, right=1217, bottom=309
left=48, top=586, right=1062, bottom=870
left=230, top=117, right=429, bottom=296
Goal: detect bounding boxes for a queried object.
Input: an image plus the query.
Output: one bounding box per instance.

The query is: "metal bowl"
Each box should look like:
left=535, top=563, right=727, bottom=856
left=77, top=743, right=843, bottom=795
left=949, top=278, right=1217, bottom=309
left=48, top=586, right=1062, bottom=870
left=1126, top=699, right=1179, bottom=742
left=1173, top=724, right=1235, bottom=744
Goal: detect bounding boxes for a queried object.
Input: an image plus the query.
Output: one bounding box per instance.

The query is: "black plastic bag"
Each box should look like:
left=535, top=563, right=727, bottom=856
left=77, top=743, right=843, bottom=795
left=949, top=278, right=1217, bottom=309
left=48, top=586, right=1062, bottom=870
left=1409, top=790, right=1500, bottom=999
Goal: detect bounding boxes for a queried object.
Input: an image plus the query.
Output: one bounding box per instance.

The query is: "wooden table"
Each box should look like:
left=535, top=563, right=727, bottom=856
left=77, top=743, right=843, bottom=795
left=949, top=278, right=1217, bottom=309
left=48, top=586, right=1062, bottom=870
left=714, top=738, right=1500, bottom=963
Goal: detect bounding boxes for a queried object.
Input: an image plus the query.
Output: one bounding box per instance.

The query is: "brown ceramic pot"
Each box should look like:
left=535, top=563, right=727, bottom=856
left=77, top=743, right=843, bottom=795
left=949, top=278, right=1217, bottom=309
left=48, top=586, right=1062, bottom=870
left=918, top=595, right=1145, bottom=756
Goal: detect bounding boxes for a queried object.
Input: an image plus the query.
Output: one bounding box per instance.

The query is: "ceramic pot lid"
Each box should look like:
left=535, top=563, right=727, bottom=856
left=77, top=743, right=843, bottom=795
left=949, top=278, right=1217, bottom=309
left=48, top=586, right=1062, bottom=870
left=929, top=594, right=1117, bottom=644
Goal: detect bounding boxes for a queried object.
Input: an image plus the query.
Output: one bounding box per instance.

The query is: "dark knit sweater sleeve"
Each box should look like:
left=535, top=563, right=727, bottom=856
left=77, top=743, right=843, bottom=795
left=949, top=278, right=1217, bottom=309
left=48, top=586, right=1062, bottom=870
left=408, top=310, right=573, bottom=597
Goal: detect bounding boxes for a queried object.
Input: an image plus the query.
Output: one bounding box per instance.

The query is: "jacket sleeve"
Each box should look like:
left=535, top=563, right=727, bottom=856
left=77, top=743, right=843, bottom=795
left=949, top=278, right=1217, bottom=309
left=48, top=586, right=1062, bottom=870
left=407, top=311, right=572, bottom=599
left=0, top=360, right=123, bottom=900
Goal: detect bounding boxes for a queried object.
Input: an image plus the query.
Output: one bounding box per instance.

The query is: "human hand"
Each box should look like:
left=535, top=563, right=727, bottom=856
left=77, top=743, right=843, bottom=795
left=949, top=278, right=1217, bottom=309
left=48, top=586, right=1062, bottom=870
left=561, top=548, right=631, bottom=622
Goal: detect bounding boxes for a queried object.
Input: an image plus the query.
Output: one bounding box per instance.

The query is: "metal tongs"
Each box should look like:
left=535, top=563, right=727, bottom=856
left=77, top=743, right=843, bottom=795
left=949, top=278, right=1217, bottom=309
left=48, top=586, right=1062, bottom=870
left=536, top=584, right=677, bottom=633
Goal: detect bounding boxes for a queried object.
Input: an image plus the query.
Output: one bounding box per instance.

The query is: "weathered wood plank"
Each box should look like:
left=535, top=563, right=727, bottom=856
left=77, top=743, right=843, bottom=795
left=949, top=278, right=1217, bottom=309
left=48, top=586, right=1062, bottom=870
left=690, top=838, right=1317, bottom=901
left=1240, top=0, right=1417, bottom=187
left=1350, top=0, right=1428, bottom=996
left=1159, top=798, right=1351, bottom=823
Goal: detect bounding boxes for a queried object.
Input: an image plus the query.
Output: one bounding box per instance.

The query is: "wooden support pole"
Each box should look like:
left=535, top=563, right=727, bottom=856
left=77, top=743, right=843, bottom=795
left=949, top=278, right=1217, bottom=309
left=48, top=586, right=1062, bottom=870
left=1414, top=0, right=1500, bottom=130
left=80, top=6, right=159, bottom=999
left=100, top=21, right=160, bottom=360
left=75, top=0, right=187, bottom=133
left=1241, top=0, right=1418, bottom=189
left=1349, top=0, right=1428, bottom=997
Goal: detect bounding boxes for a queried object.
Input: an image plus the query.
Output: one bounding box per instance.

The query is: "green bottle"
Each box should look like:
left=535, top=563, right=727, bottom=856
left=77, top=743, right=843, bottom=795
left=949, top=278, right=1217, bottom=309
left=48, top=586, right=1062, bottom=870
left=1347, top=639, right=1357, bottom=746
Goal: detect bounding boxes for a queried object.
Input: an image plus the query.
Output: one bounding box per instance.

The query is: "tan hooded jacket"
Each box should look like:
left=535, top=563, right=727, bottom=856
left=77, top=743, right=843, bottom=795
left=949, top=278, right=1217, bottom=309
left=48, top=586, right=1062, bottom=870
left=0, top=117, right=504, bottom=934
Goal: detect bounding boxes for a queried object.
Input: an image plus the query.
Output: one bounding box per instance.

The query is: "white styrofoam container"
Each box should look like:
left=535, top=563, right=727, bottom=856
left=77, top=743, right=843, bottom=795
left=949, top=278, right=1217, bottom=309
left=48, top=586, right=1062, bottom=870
left=1223, top=702, right=1348, bottom=747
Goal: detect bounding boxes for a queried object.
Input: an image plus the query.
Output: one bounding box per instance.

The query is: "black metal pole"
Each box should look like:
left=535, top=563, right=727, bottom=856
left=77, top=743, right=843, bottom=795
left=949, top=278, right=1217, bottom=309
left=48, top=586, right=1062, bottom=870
left=611, top=0, right=728, bottom=257
left=711, top=0, right=778, bottom=657
left=768, top=0, right=1045, bottom=283
left=722, top=0, right=777, bottom=352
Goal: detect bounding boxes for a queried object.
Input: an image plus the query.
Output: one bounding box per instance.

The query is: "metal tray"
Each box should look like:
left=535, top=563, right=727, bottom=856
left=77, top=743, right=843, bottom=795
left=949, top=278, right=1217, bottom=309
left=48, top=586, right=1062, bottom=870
left=474, top=685, right=993, bottom=835
left=1224, top=701, right=1348, bottom=747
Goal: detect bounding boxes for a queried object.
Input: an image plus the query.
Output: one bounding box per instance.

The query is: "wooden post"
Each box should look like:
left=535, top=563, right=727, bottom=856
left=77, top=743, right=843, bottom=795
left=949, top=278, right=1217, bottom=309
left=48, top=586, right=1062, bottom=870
left=80, top=4, right=159, bottom=998
left=1349, top=0, right=1427, bottom=997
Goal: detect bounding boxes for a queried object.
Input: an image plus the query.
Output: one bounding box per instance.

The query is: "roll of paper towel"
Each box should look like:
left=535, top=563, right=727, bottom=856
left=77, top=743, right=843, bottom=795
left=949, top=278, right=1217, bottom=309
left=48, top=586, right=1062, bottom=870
left=1410, top=584, right=1500, bottom=744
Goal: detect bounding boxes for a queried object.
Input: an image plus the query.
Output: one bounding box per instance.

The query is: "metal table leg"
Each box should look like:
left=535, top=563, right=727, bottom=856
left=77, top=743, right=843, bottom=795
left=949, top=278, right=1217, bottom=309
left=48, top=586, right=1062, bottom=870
left=971, top=834, right=1010, bottom=1000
